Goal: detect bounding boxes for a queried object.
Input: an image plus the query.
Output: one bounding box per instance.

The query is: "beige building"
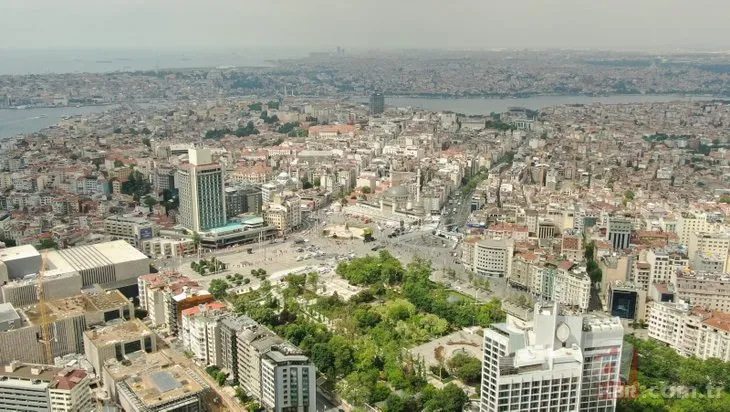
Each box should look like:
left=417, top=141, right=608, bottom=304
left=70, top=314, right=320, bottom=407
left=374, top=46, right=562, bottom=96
left=688, top=232, right=730, bottom=272
left=83, top=319, right=157, bottom=386
left=0, top=291, right=133, bottom=365
left=675, top=271, right=730, bottom=312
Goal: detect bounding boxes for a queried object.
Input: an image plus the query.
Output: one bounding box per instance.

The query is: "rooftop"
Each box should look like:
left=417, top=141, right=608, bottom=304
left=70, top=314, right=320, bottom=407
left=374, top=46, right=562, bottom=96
left=22, top=290, right=129, bottom=325
left=123, top=364, right=206, bottom=408
left=49, top=368, right=88, bottom=390
left=53, top=240, right=148, bottom=269
left=84, top=319, right=152, bottom=347
left=0, top=244, right=40, bottom=262
left=0, top=362, right=60, bottom=382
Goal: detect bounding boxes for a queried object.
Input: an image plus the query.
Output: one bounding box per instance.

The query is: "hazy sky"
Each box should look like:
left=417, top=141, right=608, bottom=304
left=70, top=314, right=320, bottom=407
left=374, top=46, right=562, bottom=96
left=2, top=0, right=729, bottom=51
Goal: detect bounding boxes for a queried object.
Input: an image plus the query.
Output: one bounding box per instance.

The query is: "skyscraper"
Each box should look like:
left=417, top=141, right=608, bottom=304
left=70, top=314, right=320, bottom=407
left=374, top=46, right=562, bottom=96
left=369, top=92, right=384, bottom=115
left=177, top=148, right=226, bottom=232
left=481, top=302, right=623, bottom=412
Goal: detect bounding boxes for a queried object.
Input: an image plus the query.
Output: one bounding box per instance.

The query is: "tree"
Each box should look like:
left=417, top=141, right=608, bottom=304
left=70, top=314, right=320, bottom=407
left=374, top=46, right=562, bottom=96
left=69, top=153, right=79, bottom=161
left=447, top=353, right=482, bottom=384
left=114, top=159, right=124, bottom=168
left=209, top=279, right=229, bottom=299
left=423, top=383, right=468, bottom=412
left=361, top=186, right=372, bottom=194
left=141, top=137, right=151, bottom=147
left=142, top=196, right=157, bottom=212
left=624, top=190, right=635, bottom=200
left=302, top=181, right=313, bottom=190
left=307, top=272, right=319, bottom=292
left=38, top=238, right=58, bottom=250
left=313, top=177, right=321, bottom=187
left=0, top=237, right=16, bottom=247
left=191, top=232, right=202, bottom=256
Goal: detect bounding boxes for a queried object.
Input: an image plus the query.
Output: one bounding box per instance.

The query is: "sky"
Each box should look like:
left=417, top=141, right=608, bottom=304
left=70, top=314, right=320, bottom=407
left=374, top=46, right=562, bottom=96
left=2, top=0, right=730, bottom=52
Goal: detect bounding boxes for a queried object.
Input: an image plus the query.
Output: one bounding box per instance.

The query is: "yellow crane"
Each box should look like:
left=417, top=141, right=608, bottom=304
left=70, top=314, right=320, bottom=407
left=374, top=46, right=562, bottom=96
left=36, top=252, right=53, bottom=364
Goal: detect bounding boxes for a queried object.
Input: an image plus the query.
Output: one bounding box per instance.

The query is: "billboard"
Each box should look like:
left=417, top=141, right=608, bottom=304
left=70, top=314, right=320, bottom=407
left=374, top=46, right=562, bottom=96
left=139, top=227, right=154, bottom=240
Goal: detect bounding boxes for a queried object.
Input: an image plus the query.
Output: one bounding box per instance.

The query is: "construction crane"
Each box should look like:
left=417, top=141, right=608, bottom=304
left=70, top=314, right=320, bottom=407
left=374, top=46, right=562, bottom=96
left=36, top=252, right=53, bottom=365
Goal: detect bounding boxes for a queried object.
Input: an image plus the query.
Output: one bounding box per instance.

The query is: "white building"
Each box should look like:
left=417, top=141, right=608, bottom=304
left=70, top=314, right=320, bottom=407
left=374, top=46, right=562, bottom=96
left=648, top=300, right=730, bottom=361
left=180, top=302, right=228, bottom=366
left=481, top=302, right=623, bottom=412
left=470, top=238, right=514, bottom=278
left=0, top=362, right=92, bottom=412
left=606, top=217, right=632, bottom=250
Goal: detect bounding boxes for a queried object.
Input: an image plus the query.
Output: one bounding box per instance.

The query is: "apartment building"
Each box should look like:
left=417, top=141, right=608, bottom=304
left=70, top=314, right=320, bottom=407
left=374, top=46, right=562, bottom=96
left=180, top=302, right=228, bottom=365
left=481, top=302, right=623, bottom=412
left=530, top=263, right=591, bottom=313
left=674, top=271, right=730, bottom=312
left=103, top=214, right=156, bottom=247
left=648, top=301, right=730, bottom=361
left=688, top=232, right=730, bottom=272
left=137, top=272, right=214, bottom=335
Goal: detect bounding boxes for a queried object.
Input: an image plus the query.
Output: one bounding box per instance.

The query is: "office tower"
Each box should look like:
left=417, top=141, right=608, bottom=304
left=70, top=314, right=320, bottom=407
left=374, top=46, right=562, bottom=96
left=369, top=92, right=385, bottom=115
left=481, top=302, right=623, bottom=412
left=607, top=217, right=632, bottom=250
left=177, top=148, right=226, bottom=232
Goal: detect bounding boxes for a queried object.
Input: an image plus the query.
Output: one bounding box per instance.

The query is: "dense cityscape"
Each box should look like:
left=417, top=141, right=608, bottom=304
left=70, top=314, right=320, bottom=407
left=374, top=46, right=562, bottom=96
left=2, top=36, right=730, bottom=412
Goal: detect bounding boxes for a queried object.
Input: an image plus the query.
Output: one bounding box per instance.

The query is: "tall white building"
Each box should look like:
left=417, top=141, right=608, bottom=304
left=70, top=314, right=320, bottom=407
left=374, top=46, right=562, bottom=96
left=481, top=302, right=623, bottom=412
left=177, top=148, right=226, bottom=233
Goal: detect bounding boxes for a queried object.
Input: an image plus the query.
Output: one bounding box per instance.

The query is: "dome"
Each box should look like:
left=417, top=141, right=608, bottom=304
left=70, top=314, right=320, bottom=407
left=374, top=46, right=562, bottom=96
left=385, top=185, right=409, bottom=198
left=277, top=172, right=290, bottom=180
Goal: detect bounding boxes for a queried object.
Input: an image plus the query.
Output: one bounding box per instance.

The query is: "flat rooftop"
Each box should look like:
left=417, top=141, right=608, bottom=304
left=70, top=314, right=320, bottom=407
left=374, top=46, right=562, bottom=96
left=0, top=245, right=40, bottom=262
left=54, top=240, right=148, bottom=269
left=124, top=364, right=206, bottom=407
left=104, top=351, right=173, bottom=383
left=22, top=290, right=129, bottom=325
left=85, top=319, right=152, bottom=347
left=0, top=363, right=60, bottom=382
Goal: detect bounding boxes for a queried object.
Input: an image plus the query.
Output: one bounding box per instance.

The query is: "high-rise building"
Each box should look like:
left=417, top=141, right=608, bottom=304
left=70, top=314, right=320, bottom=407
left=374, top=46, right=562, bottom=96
left=225, top=183, right=262, bottom=218
left=481, top=302, right=623, bottom=412
left=177, top=148, right=226, bottom=233
left=369, top=92, right=385, bottom=115
left=607, top=217, right=632, bottom=250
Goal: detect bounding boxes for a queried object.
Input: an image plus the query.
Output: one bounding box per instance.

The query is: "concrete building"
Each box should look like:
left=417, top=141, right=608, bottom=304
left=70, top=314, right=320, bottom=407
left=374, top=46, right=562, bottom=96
left=480, top=302, right=623, bottom=412
left=607, top=217, right=632, bottom=250
left=237, top=323, right=316, bottom=412
left=112, top=354, right=209, bottom=412
left=606, top=281, right=647, bottom=321
left=0, top=362, right=92, bottom=412
left=688, top=232, right=730, bottom=272
left=141, top=237, right=195, bottom=259
left=0, top=290, right=133, bottom=365
left=676, top=212, right=717, bottom=246
left=177, top=148, right=227, bottom=233
left=369, top=92, right=385, bottom=115
left=180, top=303, right=228, bottom=365
left=648, top=301, right=730, bottom=361
left=138, top=272, right=214, bottom=335
left=225, top=183, right=262, bottom=218
left=469, top=238, right=514, bottom=278
left=530, top=263, right=592, bottom=313
left=674, top=271, right=730, bottom=312
left=83, top=319, right=157, bottom=386
left=103, top=214, right=156, bottom=247
left=48, top=367, right=93, bottom=412
left=561, top=233, right=583, bottom=262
